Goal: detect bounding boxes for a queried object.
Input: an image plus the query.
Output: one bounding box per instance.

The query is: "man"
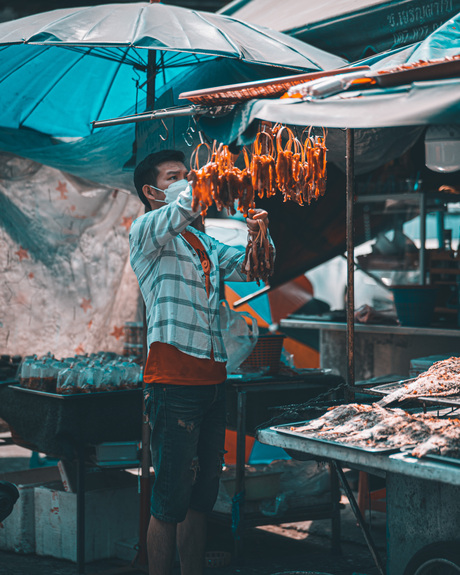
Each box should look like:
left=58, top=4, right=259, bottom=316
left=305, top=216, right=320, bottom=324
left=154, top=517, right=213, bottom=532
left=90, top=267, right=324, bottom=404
left=129, top=149, right=271, bottom=575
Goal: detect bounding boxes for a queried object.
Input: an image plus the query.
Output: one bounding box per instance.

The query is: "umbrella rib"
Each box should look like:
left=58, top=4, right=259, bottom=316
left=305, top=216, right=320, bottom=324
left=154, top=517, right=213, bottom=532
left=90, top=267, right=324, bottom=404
left=194, top=11, right=243, bottom=60
left=91, top=47, right=132, bottom=132
left=60, top=45, right=147, bottom=71
left=219, top=14, right=320, bottom=70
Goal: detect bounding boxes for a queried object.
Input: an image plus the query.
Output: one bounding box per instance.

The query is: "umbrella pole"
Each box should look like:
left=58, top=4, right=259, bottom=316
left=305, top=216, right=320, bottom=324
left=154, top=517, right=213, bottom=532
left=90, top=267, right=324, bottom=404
left=137, top=40, right=158, bottom=570
left=346, top=128, right=355, bottom=396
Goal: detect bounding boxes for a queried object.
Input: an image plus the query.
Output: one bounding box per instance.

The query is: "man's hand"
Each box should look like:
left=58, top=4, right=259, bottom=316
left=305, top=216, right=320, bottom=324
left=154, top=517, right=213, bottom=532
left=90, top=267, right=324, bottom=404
left=246, top=208, right=269, bottom=233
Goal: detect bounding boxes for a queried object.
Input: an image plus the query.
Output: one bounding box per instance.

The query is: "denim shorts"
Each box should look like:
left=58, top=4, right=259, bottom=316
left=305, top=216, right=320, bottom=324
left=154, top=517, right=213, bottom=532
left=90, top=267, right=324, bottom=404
left=144, top=382, right=226, bottom=523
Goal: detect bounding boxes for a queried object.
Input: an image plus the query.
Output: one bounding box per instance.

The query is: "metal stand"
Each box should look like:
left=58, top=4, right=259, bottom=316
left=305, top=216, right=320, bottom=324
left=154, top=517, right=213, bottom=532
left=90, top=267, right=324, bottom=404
left=234, top=390, right=247, bottom=560
left=76, top=450, right=86, bottom=574
left=346, top=128, right=355, bottom=399
left=332, top=461, right=385, bottom=575
left=231, top=377, right=343, bottom=562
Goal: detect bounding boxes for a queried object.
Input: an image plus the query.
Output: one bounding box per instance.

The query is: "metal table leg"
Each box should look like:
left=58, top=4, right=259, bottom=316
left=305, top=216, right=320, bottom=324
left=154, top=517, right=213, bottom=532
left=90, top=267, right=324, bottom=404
left=329, top=462, right=342, bottom=554
left=233, top=390, right=247, bottom=561
left=332, top=461, right=385, bottom=575
left=77, top=450, right=86, bottom=574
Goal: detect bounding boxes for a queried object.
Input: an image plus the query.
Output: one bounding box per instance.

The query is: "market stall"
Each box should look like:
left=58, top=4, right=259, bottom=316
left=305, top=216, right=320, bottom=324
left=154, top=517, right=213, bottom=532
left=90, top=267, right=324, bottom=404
left=0, top=5, right=351, bottom=573
left=2, top=5, right=460, bottom=574
left=159, top=17, right=460, bottom=574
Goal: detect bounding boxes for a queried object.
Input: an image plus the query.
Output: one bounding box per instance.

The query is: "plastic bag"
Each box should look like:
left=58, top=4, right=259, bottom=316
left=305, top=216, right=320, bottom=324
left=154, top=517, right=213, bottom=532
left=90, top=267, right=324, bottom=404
left=219, top=300, right=259, bottom=374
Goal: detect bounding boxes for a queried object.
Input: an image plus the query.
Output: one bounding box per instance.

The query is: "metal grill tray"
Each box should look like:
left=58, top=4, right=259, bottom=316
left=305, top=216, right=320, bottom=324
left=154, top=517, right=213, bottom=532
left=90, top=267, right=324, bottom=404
left=271, top=421, right=400, bottom=454
left=179, top=65, right=370, bottom=105
left=369, top=379, right=416, bottom=395
left=373, top=58, right=460, bottom=87
left=422, top=453, right=460, bottom=467
left=10, top=385, right=141, bottom=400
left=369, top=380, right=460, bottom=407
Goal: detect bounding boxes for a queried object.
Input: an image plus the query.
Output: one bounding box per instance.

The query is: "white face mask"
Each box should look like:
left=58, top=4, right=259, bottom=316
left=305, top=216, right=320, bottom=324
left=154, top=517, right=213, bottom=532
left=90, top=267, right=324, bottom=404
left=150, top=179, right=189, bottom=204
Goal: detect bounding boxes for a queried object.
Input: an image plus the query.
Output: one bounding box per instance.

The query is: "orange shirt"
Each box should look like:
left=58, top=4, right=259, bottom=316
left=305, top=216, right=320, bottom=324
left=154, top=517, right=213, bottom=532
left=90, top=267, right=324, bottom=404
left=143, top=230, right=226, bottom=386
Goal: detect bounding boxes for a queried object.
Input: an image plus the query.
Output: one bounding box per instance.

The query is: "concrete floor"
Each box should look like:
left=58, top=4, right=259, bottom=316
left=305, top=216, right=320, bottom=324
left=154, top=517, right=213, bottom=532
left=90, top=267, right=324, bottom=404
left=0, top=432, right=386, bottom=575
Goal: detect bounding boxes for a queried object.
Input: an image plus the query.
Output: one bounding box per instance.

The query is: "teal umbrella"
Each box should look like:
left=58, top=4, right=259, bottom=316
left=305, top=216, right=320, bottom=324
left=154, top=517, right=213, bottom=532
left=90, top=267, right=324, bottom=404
left=0, top=2, right=347, bottom=138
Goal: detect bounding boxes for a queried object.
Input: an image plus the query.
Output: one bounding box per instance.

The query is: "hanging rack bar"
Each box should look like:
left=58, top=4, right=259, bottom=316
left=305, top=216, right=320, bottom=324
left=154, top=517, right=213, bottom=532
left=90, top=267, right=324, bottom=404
left=91, top=104, right=211, bottom=129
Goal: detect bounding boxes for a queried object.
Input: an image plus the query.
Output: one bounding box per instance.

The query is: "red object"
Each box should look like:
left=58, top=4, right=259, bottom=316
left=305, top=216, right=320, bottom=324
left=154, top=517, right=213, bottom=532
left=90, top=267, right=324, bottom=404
left=224, top=429, right=254, bottom=465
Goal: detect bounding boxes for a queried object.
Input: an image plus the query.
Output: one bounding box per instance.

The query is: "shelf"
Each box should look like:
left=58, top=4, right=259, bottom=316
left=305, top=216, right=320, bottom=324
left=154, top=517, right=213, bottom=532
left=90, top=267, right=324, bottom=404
left=356, top=191, right=460, bottom=204
left=430, top=268, right=460, bottom=275
left=434, top=307, right=458, bottom=314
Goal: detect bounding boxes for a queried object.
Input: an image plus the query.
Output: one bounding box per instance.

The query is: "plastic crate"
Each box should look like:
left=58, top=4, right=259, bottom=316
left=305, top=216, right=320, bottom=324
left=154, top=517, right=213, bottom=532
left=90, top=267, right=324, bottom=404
left=240, top=334, right=285, bottom=375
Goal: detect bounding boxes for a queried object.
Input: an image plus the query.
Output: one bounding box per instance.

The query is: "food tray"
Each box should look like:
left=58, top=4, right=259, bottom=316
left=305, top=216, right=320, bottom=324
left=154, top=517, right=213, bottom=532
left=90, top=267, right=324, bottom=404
left=271, top=422, right=400, bottom=454
left=179, top=65, right=370, bottom=105
left=370, top=380, right=460, bottom=407
left=369, top=379, right=416, bottom=395
left=422, top=453, right=460, bottom=467
left=10, top=385, right=141, bottom=400
left=373, top=58, right=460, bottom=87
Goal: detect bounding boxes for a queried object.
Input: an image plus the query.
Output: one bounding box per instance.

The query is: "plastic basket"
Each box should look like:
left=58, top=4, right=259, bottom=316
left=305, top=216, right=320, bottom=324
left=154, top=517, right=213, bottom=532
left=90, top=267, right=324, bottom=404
left=240, top=334, right=285, bottom=374
left=391, top=286, right=438, bottom=327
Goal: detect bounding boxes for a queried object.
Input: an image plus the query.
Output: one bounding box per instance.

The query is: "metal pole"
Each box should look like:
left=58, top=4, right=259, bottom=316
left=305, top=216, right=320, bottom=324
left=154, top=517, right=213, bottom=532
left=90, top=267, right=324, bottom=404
left=76, top=450, right=86, bottom=574
left=137, top=15, right=158, bottom=563
left=332, top=461, right=386, bottom=575
left=234, top=389, right=247, bottom=561
left=91, top=105, right=202, bottom=129
left=346, top=129, right=355, bottom=392
left=137, top=304, right=151, bottom=567
left=420, top=191, right=427, bottom=285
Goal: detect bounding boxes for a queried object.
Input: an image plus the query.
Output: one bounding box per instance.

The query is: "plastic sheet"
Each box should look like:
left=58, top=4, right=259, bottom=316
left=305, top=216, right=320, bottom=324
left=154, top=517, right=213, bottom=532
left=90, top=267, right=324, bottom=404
left=0, top=153, right=142, bottom=357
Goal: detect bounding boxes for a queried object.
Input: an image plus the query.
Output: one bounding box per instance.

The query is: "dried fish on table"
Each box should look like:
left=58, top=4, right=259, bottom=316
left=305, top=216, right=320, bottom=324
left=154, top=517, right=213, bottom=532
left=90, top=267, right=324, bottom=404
left=285, top=402, right=460, bottom=459
left=379, top=356, right=460, bottom=406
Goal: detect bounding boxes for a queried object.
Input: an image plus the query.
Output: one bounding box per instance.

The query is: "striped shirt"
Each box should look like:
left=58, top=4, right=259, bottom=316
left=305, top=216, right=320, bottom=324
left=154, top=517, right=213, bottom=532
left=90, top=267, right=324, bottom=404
left=129, top=184, right=264, bottom=362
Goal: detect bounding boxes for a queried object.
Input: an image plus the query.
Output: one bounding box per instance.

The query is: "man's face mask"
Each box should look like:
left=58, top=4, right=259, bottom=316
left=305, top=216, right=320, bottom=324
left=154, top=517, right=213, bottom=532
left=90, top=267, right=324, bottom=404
left=150, top=179, right=189, bottom=204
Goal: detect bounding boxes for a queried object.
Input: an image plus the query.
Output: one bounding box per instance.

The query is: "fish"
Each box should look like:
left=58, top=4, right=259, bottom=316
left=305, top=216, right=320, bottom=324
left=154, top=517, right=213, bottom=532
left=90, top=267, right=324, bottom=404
left=378, top=357, right=460, bottom=406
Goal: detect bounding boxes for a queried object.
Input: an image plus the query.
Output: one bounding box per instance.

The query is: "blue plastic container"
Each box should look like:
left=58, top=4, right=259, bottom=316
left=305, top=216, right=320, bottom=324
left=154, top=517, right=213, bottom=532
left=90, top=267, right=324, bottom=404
left=390, top=285, right=438, bottom=327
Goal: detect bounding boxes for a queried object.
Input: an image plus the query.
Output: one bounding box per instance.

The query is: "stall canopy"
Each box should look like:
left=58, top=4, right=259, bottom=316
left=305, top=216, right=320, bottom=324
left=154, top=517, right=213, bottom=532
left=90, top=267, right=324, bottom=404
left=219, top=0, right=460, bottom=61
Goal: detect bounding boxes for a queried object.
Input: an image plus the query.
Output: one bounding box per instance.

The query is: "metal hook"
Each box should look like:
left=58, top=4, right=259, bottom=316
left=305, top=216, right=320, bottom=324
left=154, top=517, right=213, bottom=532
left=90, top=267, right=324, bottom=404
left=182, top=129, right=194, bottom=147
left=159, top=118, right=169, bottom=142
left=186, top=115, right=196, bottom=134
left=199, top=130, right=211, bottom=145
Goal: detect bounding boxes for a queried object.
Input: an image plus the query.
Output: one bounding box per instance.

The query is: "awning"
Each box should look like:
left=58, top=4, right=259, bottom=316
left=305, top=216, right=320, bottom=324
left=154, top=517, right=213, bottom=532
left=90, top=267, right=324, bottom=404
left=220, top=0, right=460, bottom=61
left=200, top=79, right=460, bottom=145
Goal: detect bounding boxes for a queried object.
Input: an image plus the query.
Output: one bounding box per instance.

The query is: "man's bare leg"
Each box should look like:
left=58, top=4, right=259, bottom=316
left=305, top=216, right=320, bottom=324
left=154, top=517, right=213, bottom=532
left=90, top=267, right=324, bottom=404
left=177, top=508, right=207, bottom=575
left=147, top=515, right=177, bottom=575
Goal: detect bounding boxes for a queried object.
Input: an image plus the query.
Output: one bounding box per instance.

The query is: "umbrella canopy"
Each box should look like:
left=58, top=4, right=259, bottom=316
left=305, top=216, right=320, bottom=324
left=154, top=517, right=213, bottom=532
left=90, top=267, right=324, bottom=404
left=0, top=2, right=347, bottom=138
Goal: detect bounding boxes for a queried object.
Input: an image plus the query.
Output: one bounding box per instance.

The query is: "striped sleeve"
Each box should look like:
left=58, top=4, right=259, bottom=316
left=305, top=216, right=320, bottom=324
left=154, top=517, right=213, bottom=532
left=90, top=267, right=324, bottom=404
left=129, top=185, right=197, bottom=256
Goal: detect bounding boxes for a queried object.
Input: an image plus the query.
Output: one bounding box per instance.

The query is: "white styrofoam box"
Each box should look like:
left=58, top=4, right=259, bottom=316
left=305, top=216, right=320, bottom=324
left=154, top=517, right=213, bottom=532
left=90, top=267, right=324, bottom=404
left=0, top=467, right=60, bottom=554
left=34, top=476, right=139, bottom=562
left=114, top=537, right=138, bottom=562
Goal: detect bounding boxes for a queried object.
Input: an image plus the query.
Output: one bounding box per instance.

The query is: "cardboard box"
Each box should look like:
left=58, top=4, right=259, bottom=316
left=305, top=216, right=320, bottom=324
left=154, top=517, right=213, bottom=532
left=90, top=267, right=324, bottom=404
left=0, top=467, right=60, bottom=554
left=34, top=471, right=139, bottom=562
